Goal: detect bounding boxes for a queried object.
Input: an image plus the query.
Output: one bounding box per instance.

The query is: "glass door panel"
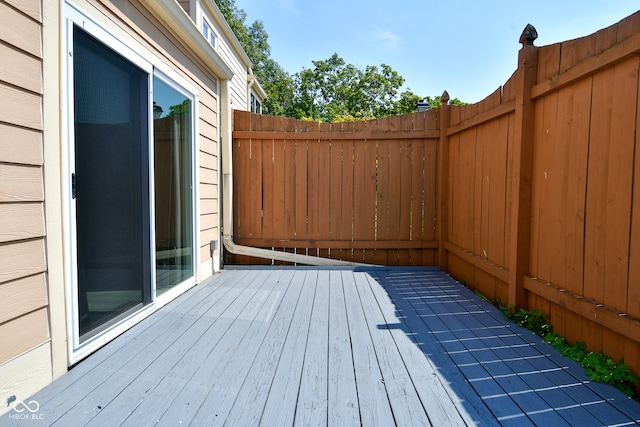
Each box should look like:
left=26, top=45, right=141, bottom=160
left=153, top=77, right=194, bottom=295
left=73, top=26, right=151, bottom=342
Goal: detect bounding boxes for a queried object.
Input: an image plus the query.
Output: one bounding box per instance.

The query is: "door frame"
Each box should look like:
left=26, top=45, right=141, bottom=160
left=63, top=5, right=155, bottom=363
left=62, top=3, right=198, bottom=364
left=151, top=69, right=200, bottom=307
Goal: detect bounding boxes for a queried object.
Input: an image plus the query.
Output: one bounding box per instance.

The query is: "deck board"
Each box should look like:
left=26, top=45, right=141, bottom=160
left=39, top=269, right=254, bottom=424
left=116, top=271, right=258, bottom=426
left=370, top=270, right=501, bottom=426
left=258, top=270, right=317, bottom=426
left=4, top=267, right=640, bottom=426
left=327, top=270, right=360, bottom=426
left=362, top=271, right=471, bottom=425
left=294, top=270, right=330, bottom=427
left=354, top=271, right=439, bottom=426
left=158, top=269, right=283, bottom=425
left=190, top=269, right=297, bottom=425
left=223, top=269, right=305, bottom=426
left=76, top=269, right=264, bottom=426
left=342, top=271, right=396, bottom=427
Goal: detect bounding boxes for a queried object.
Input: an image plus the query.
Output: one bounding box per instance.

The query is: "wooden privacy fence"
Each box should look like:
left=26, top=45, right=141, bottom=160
left=231, top=111, right=440, bottom=265
left=231, top=11, right=640, bottom=383
left=442, top=11, right=640, bottom=378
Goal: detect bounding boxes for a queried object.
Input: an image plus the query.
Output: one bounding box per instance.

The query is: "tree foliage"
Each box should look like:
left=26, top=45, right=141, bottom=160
left=168, top=100, right=190, bottom=116
left=288, top=53, right=422, bottom=122
left=213, top=0, right=462, bottom=121
left=214, top=0, right=290, bottom=115
left=423, top=95, right=468, bottom=109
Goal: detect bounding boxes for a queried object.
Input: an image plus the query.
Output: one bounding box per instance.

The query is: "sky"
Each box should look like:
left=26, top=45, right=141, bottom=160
left=234, top=0, right=639, bottom=104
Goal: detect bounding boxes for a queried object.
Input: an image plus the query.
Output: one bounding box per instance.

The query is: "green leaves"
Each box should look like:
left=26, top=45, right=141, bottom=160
left=551, top=336, right=638, bottom=397
left=423, top=95, right=468, bottom=109
left=214, top=1, right=433, bottom=121
left=214, top=0, right=465, bottom=120
left=496, top=300, right=639, bottom=398
left=509, top=307, right=552, bottom=337
left=290, top=53, right=417, bottom=122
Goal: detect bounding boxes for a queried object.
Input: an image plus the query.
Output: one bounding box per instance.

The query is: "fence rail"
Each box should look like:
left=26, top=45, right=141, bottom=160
left=231, top=11, right=640, bottom=388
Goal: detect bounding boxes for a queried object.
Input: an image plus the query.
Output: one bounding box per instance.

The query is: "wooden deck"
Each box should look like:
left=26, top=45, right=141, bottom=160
left=4, top=267, right=640, bottom=426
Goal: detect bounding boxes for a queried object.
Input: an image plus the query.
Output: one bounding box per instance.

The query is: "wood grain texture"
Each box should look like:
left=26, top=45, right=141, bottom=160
left=0, top=203, right=44, bottom=243
left=4, top=0, right=41, bottom=22
left=232, top=110, right=440, bottom=266
left=0, top=273, right=47, bottom=324
left=227, top=13, right=640, bottom=379
left=10, top=268, right=640, bottom=425
left=0, top=239, right=45, bottom=284
left=0, top=307, right=49, bottom=364
left=0, top=42, right=41, bottom=94
left=525, top=275, right=640, bottom=344
left=0, top=124, right=42, bottom=166
left=0, top=85, right=42, bottom=131
left=0, top=1, right=41, bottom=57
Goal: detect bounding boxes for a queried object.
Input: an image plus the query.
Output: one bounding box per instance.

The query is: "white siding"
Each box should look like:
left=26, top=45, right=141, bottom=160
left=194, top=0, right=251, bottom=110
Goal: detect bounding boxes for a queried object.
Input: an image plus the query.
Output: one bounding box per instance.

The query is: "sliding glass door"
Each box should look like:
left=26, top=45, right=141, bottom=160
left=69, top=26, right=195, bottom=352
left=69, top=24, right=196, bottom=349
left=153, top=76, right=195, bottom=296
left=72, top=26, right=151, bottom=342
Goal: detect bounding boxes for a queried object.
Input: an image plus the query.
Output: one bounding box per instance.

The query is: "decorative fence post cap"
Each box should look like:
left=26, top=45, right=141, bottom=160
left=441, top=90, right=450, bottom=105
left=520, top=24, right=538, bottom=46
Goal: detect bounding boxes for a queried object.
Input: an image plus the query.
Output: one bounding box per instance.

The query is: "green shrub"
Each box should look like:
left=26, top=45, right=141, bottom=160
left=493, top=298, right=638, bottom=398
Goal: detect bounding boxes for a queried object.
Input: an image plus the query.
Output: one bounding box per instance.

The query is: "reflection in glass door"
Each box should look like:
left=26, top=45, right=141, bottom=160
left=153, top=76, right=194, bottom=295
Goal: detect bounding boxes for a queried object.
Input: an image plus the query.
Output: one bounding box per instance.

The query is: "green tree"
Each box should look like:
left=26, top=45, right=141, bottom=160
left=392, top=90, right=423, bottom=116
left=423, top=95, right=468, bottom=109
left=290, top=53, right=420, bottom=122
left=214, top=0, right=251, bottom=52
left=214, top=0, right=292, bottom=116
left=213, top=0, right=464, bottom=120
left=259, top=59, right=294, bottom=116
left=168, top=100, right=190, bottom=116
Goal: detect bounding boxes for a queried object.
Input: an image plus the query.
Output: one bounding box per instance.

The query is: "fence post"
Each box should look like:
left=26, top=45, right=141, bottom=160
left=437, top=91, right=451, bottom=271
left=507, top=24, right=539, bottom=308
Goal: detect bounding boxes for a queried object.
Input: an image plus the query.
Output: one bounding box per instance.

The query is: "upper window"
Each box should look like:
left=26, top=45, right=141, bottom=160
left=202, top=19, right=216, bottom=48
left=250, top=93, right=262, bottom=114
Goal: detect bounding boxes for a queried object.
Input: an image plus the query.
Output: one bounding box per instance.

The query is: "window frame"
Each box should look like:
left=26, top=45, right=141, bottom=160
left=250, top=91, right=262, bottom=114
left=201, top=16, right=217, bottom=49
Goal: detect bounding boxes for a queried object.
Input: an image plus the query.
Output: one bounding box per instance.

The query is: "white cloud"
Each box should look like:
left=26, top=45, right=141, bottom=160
left=376, top=30, right=402, bottom=50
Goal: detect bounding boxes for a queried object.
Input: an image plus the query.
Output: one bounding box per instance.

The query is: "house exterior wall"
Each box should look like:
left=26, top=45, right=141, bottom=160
left=0, top=0, right=247, bottom=415
left=218, top=32, right=251, bottom=109
left=190, top=0, right=265, bottom=111
left=0, top=0, right=53, bottom=413
left=177, top=0, right=191, bottom=15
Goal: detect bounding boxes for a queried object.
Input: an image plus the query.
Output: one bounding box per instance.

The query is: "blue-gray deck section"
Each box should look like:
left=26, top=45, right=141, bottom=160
left=3, top=267, right=640, bottom=426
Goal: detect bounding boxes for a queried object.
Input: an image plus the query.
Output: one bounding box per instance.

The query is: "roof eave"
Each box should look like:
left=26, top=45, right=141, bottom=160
left=200, top=0, right=253, bottom=68
left=139, top=0, right=234, bottom=80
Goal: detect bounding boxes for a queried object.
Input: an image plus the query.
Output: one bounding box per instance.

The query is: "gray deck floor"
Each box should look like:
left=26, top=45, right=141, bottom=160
left=4, top=267, right=640, bottom=426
